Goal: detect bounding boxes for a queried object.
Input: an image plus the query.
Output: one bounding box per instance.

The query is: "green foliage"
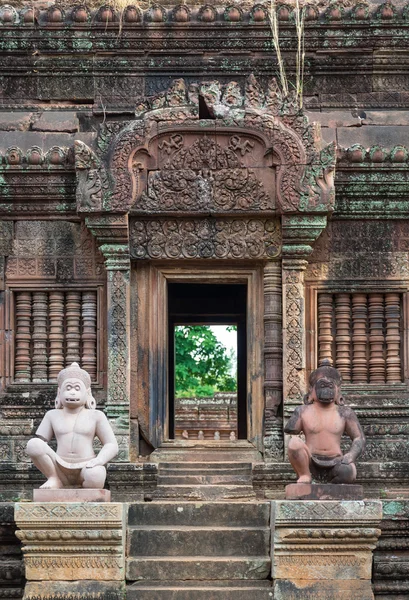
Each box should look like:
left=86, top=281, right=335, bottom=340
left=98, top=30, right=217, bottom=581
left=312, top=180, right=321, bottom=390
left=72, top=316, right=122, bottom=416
left=175, top=325, right=237, bottom=398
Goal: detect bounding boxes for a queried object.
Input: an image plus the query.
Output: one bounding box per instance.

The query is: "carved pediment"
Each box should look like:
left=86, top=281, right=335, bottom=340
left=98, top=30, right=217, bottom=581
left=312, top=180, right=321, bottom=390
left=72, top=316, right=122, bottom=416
left=77, top=75, right=336, bottom=216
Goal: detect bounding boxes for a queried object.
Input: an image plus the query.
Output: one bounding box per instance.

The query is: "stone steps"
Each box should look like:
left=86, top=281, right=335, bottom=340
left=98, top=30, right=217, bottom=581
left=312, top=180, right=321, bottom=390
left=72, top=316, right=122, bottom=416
left=127, top=581, right=274, bottom=600
left=153, top=461, right=256, bottom=501
left=158, top=474, right=251, bottom=485
left=159, top=462, right=252, bottom=470
left=126, top=502, right=271, bottom=588
left=128, top=527, right=269, bottom=556
left=127, top=556, right=271, bottom=580
left=152, top=484, right=256, bottom=501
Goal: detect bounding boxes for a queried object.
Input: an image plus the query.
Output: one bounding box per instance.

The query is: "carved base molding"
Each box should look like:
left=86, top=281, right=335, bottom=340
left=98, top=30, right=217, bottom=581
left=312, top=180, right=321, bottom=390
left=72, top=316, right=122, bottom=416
left=272, top=500, right=382, bottom=599
left=0, top=503, right=24, bottom=600
left=24, top=581, right=125, bottom=600
left=373, top=499, right=409, bottom=599
left=15, top=503, right=125, bottom=582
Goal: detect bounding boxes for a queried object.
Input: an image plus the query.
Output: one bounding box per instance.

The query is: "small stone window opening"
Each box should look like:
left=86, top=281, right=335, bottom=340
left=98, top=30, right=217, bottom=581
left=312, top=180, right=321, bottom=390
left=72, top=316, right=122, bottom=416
left=14, top=290, right=98, bottom=383
left=198, top=95, right=216, bottom=120
left=318, top=292, right=403, bottom=384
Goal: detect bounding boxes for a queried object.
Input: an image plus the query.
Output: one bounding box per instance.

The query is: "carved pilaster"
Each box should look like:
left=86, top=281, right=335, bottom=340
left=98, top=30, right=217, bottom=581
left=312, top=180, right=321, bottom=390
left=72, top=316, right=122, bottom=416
left=263, top=261, right=283, bottom=461
left=282, top=259, right=307, bottom=405
left=86, top=215, right=130, bottom=462
left=281, top=215, right=328, bottom=406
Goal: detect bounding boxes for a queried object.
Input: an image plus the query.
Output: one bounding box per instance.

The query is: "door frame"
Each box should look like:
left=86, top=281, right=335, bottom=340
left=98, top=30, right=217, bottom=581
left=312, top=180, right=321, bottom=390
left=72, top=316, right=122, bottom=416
left=132, top=261, right=264, bottom=451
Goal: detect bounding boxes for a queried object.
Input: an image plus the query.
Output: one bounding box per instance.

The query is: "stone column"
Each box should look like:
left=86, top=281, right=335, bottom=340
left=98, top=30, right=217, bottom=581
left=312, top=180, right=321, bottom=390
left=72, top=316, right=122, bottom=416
left=15, top=502, right=125, bottom=600
left=272, top=499, right=382, bottom=599
left=263, top=261, right=283, bottom=460
left=86, top=215, right=131, bottom=462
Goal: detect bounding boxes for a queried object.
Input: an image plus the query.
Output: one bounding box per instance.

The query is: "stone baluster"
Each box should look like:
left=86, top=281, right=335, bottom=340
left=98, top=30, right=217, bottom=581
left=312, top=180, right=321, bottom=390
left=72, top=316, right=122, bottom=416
left=318, top=293, right=333, bottom=365
left=14, top=291, right=32, bottom=381
left=352, top=293, right=368, bottom=383
left=385, top=292, right=401, bottom=383
left=65, top=291, right=81, bottom=366
left=335, top=293, right=351, bottom=382
left=82, top=291, right=97, bottom=381
left=48, top=291, right=65, bottom=381
left=369, top=293, right=385, bottom=383
left=32, top=292, right=48, bottom=382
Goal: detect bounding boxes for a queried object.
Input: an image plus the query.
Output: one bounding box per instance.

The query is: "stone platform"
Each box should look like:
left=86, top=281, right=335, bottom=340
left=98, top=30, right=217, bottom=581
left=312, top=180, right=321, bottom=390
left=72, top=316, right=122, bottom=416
left=285, top=483, right=364, bottom=500
left=14, top=499, right=383, bottom=600
left=33, top=488, right=111, bottom=502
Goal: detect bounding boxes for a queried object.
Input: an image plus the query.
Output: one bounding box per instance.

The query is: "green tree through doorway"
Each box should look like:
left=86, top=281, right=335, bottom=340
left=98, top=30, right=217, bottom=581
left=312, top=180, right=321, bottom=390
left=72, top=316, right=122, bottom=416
left=175, top=325, right=237, bottom=398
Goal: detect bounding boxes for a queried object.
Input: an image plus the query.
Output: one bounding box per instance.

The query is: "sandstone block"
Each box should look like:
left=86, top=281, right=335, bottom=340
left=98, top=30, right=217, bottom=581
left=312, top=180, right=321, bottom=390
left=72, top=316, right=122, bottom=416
left=126, top=557, right=271, bottom=581
left=285, top=483, right=363, bottom=500
left=24, top=580, right=126, bottom=600
left=274, top=579, right=374, bottom=600
left=33, top=488, right=111, bottom=502
left=32, top=111, right=79, bottom=133
left=0, top=112, right=33, bottom=131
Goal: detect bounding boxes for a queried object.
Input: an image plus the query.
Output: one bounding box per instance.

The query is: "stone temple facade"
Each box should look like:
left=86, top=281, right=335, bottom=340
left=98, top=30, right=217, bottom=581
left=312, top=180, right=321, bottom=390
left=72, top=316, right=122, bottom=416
left=1, top=0, right=409, bottom=598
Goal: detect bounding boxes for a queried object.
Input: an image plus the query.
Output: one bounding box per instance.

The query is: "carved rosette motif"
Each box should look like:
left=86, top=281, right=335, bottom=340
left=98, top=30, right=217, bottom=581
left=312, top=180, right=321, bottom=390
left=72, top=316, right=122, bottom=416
left=130, top=218, right=281, bottom=260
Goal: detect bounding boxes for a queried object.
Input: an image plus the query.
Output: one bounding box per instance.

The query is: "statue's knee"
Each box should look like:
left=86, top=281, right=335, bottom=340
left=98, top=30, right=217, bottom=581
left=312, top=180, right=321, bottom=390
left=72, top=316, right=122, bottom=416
left=333, top=462, right=356, bottom=484
left=82, top=465, right=106, bottom=488
left=26, top=437, right=47, bottom=458
left=288, top=436, right=306, bottom=454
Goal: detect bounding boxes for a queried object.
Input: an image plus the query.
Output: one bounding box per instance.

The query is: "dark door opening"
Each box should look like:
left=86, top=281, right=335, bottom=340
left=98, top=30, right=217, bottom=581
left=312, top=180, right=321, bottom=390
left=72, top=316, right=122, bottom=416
left=168, top=283, right=247, bottom=441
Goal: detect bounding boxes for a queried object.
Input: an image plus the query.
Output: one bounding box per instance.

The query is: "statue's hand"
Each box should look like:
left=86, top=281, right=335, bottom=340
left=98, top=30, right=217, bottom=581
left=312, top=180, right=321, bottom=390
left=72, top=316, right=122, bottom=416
left=85, top=458, right=102, bottom=468
left=341, top=453, right=354, bottom=465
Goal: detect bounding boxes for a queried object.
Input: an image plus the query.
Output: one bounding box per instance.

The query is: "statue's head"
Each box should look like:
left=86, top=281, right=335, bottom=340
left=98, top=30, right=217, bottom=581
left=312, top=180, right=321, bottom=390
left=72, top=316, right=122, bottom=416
left=304, top=359, right=343, bottom=406
left=55, top=362, right=96, bottom=410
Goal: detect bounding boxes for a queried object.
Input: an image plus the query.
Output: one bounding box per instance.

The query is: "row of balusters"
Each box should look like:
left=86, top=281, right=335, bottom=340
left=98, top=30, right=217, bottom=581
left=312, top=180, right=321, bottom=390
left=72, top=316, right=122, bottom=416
left=318, top=292, right=402, bottom=384
left=14, top=291, right=97, bottom=382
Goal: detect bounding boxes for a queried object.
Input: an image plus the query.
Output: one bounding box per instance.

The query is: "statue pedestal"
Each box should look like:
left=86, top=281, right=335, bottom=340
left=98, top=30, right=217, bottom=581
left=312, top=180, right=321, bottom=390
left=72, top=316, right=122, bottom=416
left=285, top=483, right=364, bottom=500
left=33, top=488, right=111, bottom=502
left=273, top=500, right=382, bottom=600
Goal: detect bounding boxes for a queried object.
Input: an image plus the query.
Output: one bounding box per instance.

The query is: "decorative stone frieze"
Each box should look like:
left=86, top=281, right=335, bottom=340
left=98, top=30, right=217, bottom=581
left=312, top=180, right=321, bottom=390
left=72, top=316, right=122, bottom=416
left=15, top=502, right=125, bottom=582
left=272, top=500, right=382, bottom=599
left=130, top=218, right=281, bottom=260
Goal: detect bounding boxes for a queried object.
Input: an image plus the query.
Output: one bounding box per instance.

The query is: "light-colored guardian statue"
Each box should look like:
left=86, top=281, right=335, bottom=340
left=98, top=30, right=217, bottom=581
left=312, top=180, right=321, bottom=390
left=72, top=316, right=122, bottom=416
left=26, top=362, right=118, bottom=489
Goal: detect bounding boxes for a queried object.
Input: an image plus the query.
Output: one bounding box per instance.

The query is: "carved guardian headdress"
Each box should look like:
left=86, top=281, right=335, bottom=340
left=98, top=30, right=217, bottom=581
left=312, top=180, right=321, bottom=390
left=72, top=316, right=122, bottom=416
left=55, top=362, right=96, bottom=410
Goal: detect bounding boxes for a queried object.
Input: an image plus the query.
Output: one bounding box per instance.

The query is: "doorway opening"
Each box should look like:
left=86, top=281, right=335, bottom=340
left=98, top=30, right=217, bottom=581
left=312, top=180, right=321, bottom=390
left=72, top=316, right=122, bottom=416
left=168, top=283, right=247, bottom=441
